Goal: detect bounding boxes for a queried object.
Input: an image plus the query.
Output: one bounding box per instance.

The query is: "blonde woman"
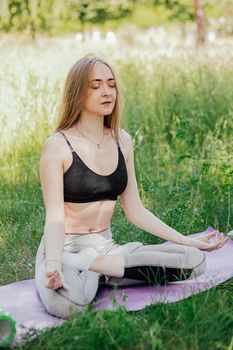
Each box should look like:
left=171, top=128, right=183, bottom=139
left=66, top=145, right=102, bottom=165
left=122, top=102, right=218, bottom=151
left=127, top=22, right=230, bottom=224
left=35, top=55, right=227, bottom=319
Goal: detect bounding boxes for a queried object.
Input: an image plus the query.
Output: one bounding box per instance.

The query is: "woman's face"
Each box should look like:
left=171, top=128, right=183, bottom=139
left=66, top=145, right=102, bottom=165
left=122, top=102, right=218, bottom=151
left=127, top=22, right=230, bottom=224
left=83, top=62, right=117, bottom=117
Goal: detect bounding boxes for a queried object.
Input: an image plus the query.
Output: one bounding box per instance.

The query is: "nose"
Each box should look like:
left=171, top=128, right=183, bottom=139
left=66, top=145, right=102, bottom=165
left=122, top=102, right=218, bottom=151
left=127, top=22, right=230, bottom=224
left=101, top=84, right=112, bottom=96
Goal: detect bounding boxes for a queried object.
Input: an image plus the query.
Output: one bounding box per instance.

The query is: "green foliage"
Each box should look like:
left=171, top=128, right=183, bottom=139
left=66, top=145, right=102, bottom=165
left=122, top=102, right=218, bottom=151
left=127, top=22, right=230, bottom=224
left=15, top=286, right=233, bottom=349
left=67, top=0, right=135, bottom=25
left=150, top=0, right=195, bottom=21
left=0, top=0, right=232, bottom=35
left=128, top=3, right=171, bottom=27
left=119, top=57, right=233, bottom=233
left=0, top=0, right=135, bottom=35
left=0, top=0, right=56, bottom=36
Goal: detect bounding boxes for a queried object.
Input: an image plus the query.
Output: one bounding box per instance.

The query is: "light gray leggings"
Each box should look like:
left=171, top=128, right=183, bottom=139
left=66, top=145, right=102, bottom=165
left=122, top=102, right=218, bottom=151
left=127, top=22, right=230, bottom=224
left=35, top=228, right=206, bottom=319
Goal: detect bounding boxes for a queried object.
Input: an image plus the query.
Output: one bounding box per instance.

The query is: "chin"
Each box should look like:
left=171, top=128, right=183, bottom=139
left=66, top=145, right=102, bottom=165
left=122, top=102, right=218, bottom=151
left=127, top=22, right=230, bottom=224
left=102, top=106, right=114, bottom=113
left=96, top=109, right=112, bottom=116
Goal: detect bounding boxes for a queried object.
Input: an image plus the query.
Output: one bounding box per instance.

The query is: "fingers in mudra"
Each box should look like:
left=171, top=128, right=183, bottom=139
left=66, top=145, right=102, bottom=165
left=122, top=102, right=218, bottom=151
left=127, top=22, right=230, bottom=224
left=217, top=237, right=229, bottom=248
left=206, top=231, right=227, bottom=246
left=46, top=271, right=62, bottom=290
left=208, top=237, right=228, bottom=251
left=207, top=230, right=219, bottom=240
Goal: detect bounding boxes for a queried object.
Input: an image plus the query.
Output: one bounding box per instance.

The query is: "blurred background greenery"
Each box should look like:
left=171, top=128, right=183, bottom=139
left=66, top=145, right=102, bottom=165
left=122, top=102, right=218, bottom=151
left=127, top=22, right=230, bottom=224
left=0, top=0, right=233, bottom=44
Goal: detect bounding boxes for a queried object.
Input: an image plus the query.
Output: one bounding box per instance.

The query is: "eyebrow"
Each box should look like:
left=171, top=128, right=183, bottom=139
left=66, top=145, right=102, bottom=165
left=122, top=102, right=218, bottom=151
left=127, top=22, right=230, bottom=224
left=89, top=78, right=115, bottom=82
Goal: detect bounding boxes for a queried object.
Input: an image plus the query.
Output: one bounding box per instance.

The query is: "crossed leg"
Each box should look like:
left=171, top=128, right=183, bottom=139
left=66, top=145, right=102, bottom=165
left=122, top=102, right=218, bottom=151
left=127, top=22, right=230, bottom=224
left=35, top=238, right=206, bottom=319
left=102, top=242, right=206, bottom=287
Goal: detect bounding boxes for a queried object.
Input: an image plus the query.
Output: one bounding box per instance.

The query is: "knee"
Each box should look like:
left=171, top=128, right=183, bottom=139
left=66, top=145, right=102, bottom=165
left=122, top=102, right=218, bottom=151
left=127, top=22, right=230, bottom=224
left=185, top=247, right=206, bottom=277
left=45, top=292, right=82, bottom=319
left=35, top=266, right=85, bottom=319
left=35, top=258, right=99, bottom=317
left=186, top=246, right=205, bottom=267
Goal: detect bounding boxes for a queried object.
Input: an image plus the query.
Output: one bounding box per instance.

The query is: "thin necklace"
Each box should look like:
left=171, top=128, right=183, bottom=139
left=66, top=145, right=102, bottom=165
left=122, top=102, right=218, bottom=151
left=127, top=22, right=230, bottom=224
left=75, top=124, right=105, bottom=149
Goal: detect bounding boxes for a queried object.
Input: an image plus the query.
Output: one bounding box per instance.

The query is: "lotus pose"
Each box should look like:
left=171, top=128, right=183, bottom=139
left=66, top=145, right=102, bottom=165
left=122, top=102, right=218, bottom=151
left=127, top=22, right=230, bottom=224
left=35, top=55, right=227, bottom=319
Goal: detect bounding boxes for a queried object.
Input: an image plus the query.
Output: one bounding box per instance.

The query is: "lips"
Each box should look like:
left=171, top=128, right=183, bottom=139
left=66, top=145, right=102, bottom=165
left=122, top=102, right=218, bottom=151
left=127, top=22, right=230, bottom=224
left=101, top=101, right=112, bottom=105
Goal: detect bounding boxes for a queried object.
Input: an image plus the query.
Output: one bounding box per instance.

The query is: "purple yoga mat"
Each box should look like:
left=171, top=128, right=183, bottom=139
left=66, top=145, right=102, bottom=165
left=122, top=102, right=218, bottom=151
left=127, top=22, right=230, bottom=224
left=0, top=228, right=232, bottom=346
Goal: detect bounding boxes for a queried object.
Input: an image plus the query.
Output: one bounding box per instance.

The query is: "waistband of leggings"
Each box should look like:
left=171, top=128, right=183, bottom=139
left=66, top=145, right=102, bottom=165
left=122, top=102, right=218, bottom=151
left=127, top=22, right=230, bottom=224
left=65, top=227, right=111, bottom=236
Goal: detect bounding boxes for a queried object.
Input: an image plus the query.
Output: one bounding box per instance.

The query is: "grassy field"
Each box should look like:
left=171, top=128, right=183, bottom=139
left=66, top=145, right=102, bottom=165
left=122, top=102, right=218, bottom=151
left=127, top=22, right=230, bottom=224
left=0, top=36, right=233, bottom=349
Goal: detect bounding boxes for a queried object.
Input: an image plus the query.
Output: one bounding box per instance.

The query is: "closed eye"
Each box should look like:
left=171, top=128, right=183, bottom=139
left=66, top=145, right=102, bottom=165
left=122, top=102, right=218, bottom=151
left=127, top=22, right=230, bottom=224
left=92, top=84, right=116, bottom=89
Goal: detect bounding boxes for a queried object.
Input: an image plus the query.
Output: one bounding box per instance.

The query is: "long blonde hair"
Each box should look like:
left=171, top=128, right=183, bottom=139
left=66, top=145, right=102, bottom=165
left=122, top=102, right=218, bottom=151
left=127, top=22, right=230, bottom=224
left=55, top=55, right=123, bottom=143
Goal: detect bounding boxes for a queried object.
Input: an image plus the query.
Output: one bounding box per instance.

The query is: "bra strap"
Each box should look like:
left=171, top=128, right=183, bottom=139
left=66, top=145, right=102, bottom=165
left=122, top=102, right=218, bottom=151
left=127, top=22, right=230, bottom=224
left=59, top=131, right=74, bottom=153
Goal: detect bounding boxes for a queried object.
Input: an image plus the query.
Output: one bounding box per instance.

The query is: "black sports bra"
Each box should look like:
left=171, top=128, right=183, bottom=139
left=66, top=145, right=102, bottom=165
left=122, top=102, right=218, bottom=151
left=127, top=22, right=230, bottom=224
left=59, top=131, right=128, bottom=203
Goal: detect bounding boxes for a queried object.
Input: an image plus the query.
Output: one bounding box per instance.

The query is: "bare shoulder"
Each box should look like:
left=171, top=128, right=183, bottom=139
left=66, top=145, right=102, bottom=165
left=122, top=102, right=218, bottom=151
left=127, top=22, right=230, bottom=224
left=118, top=128, right=133, bottom=161
left=118, top=128, right=132, bottom=145
left=41, top=132, right=66, bottom=162
left=44, top=131, right=63, bottom=147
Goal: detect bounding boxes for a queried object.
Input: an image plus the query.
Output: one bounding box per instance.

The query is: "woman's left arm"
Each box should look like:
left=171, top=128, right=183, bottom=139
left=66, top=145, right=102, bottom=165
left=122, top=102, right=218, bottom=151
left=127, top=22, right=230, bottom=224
left=119, top=130, right=227, bottom=251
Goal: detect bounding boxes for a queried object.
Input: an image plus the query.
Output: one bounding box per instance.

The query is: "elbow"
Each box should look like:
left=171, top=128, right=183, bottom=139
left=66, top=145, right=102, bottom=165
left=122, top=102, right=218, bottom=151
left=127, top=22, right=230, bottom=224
left=45, top=217, right=64, bottom=224
left=126, top=205, right=145, bottom=224
left=45, top=217, right=65, bottom=227
left=45, top=210, right=65, bottom=224
left=44, top=218, right=65, bottom=233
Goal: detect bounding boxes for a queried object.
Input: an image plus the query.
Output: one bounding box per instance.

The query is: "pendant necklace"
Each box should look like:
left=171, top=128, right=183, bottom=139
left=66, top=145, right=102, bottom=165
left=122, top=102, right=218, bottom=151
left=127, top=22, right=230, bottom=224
left=75, top=124, right=104, bottom=149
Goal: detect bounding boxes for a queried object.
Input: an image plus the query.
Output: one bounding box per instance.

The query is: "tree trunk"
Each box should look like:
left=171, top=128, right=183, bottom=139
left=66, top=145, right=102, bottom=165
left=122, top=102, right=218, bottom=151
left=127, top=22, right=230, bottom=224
left=194, top=0, right=206, bottom=45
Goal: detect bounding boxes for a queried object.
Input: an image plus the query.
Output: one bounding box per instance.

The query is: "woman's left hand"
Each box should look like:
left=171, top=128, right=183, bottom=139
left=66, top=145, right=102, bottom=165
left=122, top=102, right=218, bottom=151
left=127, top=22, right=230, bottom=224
left=190, top=230, right=229, bottom=251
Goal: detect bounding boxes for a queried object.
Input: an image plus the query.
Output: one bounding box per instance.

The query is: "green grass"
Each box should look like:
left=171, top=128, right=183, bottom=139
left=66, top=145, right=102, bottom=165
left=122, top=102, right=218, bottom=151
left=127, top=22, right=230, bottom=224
left=14, top=290, right=233, bottom=350
left=0, top=37, right=233, bottom=349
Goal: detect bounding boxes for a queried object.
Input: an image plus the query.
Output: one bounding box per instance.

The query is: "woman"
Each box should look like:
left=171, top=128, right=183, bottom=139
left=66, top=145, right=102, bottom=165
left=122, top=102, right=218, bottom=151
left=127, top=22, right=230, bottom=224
left=35, top=55, right=227, bottom=319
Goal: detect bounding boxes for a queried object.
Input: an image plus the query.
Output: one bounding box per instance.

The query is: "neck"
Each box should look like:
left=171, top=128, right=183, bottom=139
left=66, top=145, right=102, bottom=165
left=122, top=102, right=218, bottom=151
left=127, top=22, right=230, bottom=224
left=77, top=112, right=105, bottom=138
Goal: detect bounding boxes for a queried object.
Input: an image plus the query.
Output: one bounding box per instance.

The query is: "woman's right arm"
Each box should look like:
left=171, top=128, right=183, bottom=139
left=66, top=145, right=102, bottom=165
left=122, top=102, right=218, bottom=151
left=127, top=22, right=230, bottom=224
left=40, top=135, right=69, bottom=289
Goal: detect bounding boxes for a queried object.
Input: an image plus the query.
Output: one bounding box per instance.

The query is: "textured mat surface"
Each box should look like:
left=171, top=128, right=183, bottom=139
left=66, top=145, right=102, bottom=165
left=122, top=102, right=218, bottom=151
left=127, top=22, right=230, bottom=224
left=0, top=228, right=232, bottom=346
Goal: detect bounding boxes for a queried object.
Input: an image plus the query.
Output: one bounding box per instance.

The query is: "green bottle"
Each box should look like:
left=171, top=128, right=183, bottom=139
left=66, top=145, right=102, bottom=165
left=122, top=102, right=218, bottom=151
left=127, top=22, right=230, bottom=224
left=0, top=309, right=16, bottom=348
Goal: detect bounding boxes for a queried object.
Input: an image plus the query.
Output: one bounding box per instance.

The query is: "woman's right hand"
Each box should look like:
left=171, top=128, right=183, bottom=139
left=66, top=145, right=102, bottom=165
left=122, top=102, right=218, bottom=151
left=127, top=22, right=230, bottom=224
left=45, top=260, right=70, bottom=291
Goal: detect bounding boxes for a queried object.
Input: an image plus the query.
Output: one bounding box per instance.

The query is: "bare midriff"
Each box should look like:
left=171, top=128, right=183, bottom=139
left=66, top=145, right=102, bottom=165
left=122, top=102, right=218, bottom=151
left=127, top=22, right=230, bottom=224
left=64, top=199, right=117, bottom=234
